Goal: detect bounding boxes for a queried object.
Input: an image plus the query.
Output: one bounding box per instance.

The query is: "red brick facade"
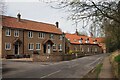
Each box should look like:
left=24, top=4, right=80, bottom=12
left=1, top=15, right=63, bottom=58
left=65, top=33, right=104, bottom=55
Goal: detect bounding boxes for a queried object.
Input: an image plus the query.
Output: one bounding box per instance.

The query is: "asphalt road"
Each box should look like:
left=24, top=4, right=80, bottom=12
left=2, top=53, right=108, bottom=78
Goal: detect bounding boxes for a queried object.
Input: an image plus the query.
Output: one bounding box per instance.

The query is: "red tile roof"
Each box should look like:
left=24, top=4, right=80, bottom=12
left=95, top=37, right=104, bottom=43
left=65, top=33, right=104, bottom=45
left=2, top=15, right=62, bottom=34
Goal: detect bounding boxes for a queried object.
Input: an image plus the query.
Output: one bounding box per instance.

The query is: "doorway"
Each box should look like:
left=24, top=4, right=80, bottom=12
left=47, top=44, right=51, bottom=54
left=43, top=44, right=46, bottom=53
left=14, top=43, right=19, bottom=55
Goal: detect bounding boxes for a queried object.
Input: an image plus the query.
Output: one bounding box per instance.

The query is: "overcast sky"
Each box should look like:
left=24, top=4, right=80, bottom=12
left=4, top=0, right=89, bottom=34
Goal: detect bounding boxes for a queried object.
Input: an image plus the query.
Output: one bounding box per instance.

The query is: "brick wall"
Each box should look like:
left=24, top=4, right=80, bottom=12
left=33, top=54, right=63, bottom=62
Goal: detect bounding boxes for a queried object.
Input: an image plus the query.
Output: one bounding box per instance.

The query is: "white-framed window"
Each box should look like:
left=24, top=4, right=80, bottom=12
left=28, top=31, right=33, bottom=38
left=6, top=29, right=11, bottom=36
left=88, top=47, right=90, bottom=52
left=50, top=34, right=54, bottom=40
left=95, top=48, right=98, bottom=52
left=79, top=40, right=82, bottom=43
left=36, top=43, right=41, bottom=50
left=53, top=44, right=57, bottom=51
left=81, top=48, right=84, bottom=52
left=59, top=35, right=62, bottom=40
left=5, top=43, right=11, bottom=50
left=74, top=39, right=77, bottom=42
left=58, top=44, right=62, bottom=51
left=28, top=43, right=34, bottom=50
left=14, top=30, right=19, bottom=37
left=85, top=38, right=89, bottom=43
left=38, top=32, right=45, bottom=39
left=93, top=40, right=97, bottom=44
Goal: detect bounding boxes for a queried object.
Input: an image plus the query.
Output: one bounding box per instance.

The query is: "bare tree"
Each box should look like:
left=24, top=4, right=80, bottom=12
left=54, top=0, right=119, bottom=23
left=43, top=0, right=120, bottom=52
left=0, top=0, right=6, bottom=15
left=44, top=0, right=120, bottom=37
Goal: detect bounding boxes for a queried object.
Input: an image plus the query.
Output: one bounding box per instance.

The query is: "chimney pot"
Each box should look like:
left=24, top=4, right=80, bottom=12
left=17, top=13, right=21, bottom=21
left=56, top=22, right=59, bottom=28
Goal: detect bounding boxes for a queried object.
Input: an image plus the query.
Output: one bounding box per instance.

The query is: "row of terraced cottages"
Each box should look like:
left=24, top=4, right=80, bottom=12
left=0, top=14, right=65, bottom=58
left=0, top=13, right=105, bottom=59
left=65, top=33, right=106, bottom=56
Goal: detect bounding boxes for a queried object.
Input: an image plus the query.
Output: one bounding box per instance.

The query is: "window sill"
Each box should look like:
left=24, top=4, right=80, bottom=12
left=5, top=49, right=11, bottom=50
left=59, top=50, right=62, bottom=52
left=50, top=39, right=54, bottom=40
left=14, top=36, right=19, bottom=37
left=38, top=37, right=44, bottom=39
left=28, top=37, right=33, bottom=38
left=53, top=50, right=57, bottom=52
left=28, top=49, right=34, bottom=51
left=36, top=49, right=41, bottom=50
left=6, top=35, right=11, bottom=37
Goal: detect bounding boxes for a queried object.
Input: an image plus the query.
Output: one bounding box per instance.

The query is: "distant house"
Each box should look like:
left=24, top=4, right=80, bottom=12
left=65, top=33, right=104, bottom=55
left=0, top=13, right=64, bottom=58
left=95, top=37, right=106, bottom=53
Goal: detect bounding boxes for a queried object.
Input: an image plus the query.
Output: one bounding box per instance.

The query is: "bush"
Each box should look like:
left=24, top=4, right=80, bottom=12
left=68, top=50, right=80, bottom=54
left=68, top=50, right=73, bottom=54
left=114, top=54, right=120, bottom=63
left=33, top=51, right=39, bottom=55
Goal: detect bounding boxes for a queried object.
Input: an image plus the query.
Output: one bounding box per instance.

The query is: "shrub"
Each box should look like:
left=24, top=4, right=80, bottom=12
left=114, top=54, right=120, bottom=63
left=33, top=51, right=39, bottom=55
left=68, top=50, right=73, bottom=54
left=68, top=50, right=80, bottom=54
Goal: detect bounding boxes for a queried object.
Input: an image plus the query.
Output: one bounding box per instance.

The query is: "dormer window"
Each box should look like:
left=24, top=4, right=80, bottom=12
left=74, top=39, right=77, bottom=42
left=93, top=39, right=97, bottom=44
left=68, top=39, right=70, bottom=41
left=85, top=38, right=89, bottom=43
left=79, top=38, right=83, bottom=43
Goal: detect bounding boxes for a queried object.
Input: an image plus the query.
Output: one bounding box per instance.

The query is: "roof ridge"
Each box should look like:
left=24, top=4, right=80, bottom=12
left=2, top=15, right=56, bottom=27
left=2, top=15, right=62, bottom=34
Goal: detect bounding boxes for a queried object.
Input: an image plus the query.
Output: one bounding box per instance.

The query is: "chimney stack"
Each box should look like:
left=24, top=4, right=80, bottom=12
left=56, top=22, right=59, bottom=28
left=75, top=29, right=79, bottom=35
left=17, top=13, right=21, bottom=22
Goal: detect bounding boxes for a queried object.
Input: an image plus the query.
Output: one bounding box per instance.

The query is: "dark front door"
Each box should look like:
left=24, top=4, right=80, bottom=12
left=15, top=44, right=18, bottom=55
left=43, top=44, right=46, bottom=53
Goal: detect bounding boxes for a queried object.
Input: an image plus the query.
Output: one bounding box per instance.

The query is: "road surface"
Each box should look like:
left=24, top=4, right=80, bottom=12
left=2, top=53, right=107, bottom=78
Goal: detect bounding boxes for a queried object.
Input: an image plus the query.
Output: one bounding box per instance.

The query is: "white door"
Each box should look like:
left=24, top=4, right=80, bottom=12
left=47, top=44, right=50, bottom=54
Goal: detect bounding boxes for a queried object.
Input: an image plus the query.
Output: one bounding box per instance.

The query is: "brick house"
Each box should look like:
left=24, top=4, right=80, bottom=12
left=0, top=14, right=64, bottom=58
left=95, top=37, right=106, bottom=53
left=65, top=33, right=103, bottom=55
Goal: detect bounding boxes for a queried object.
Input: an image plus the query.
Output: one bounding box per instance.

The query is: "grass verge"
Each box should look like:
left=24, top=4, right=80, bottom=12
left=109, top=50, right=120, bottom=79
left=82, top=63, right=103, bottom=79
